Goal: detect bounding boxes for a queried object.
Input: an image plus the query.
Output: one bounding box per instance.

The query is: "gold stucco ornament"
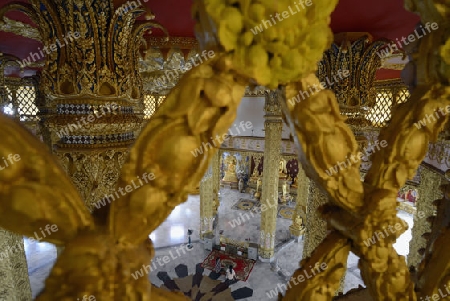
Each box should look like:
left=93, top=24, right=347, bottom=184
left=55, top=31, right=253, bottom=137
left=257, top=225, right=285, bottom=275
left=194, top=0, right=339, bottom=88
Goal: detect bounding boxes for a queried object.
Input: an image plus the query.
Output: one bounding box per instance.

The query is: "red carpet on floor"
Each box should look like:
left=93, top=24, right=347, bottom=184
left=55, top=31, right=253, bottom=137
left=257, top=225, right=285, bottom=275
left=201, top=249, right=256, bottom=282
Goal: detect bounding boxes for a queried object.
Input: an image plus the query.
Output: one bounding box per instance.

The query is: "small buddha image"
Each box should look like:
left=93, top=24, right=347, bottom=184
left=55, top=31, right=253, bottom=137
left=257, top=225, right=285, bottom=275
left=254, top=177, right=262, bottom=199
left=291, top=176, right=298, bottom=188
left=279, top=158, right=287, bottom=179
left=256, top=177, right=262, bottom=192
left=222, top=155, right=238, bottom=183
left=294, top=214, right=304, bottom=229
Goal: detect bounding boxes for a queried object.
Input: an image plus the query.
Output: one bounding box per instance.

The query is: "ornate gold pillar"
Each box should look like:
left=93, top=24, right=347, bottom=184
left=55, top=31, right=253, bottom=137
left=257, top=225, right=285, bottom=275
left=408, top=165, right=442, bottom=270
left=302, top=181, right=329, bottom=259
left=259, top=90, right=282, bottom=261
left=289, top=163, right=309, bottom=240
left=211, top=151, right=221, bottom=213
left=200, top=169, right=214, bottom=239
left=302, top=176, right=347, bottom=294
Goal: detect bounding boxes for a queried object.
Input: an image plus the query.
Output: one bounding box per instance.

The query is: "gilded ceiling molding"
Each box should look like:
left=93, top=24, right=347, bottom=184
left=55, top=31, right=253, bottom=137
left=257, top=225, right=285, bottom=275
left=0, top=16, right=41, bottom=41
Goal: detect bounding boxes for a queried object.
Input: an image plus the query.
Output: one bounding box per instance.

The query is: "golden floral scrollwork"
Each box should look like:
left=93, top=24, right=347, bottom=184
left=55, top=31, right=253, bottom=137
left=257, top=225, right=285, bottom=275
left=0, top=0, right=167, bottom=99
left=282, top=61, right=450, bottom=301
left=281, top=1, right=450, bottom=300
left=34, top=54, right=246, bottom=300
left=285, top=75, right=365, bottom=213
left=0, top=71, right=202, bottom=300
left=55, top=149, right=129, bottom=210
left=0, top=113, right=94, bottom=245
left=109, top=55, right=247, bottom=245
left=283, top=232, right=350, bottom=301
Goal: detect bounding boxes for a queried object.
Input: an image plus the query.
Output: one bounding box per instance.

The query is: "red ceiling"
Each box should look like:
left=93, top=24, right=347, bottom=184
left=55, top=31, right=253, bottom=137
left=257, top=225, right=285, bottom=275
left=0, top=0, right=420, bottom=79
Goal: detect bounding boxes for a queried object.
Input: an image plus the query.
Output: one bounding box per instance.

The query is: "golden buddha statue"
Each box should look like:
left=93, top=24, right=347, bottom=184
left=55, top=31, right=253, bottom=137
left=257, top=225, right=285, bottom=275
left=222, top=155, right=238, bottom=183
left=291, top=176, right=298, bottom=188
left=254, top=177, right=262, bottom=199
left=290, top=214, right=306, bottom=238
left=279, top=158, right=288, bottom=179
left=249, top=165, right=260, bottom=183
left=294, top=215, right=303, bottom=228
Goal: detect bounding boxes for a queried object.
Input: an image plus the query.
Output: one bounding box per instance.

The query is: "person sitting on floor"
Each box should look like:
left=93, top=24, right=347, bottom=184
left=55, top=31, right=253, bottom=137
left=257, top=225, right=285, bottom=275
left=225, top=265, right=237, bottom=284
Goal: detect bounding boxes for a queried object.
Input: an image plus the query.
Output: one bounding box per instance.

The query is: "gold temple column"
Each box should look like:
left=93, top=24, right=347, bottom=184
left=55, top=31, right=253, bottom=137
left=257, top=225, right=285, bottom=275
left=302, top=180, right=345, bottom=294
left=408, top=165, right=442, bottom=270
left=200, top=169, right=214, bottom=239
left=289, top=163, right=309, bottom=240
left=302, top=181, right=329, bottom=259
left=211, top=151, right=221, bottom=212
left=259, top=90, right=282, bottom=261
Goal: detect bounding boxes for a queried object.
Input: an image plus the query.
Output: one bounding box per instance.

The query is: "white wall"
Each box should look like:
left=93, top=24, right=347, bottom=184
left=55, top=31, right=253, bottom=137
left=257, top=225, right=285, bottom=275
left=228, top=96, right=292, bottom=139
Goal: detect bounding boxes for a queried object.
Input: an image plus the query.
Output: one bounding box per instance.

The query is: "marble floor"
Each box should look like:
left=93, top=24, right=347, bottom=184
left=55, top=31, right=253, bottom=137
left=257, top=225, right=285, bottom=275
left=23, top=188, right=414, bottom=300
left=216, top=189, right=294, bottom=248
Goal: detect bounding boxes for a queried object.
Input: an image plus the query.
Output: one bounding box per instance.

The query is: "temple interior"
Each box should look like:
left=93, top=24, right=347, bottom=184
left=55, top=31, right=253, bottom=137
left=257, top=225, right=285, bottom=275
left=0, top=0, right=449, bottom=300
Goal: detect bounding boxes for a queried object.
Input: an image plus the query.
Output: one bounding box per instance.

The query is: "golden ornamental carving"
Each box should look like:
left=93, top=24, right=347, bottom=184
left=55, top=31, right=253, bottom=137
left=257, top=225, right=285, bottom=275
left=0, top=1, right=167, bottom=100
left=290, top=164, right=308, bottom=237
left=195, top=0, right=339, bottom=89
left=2, top=0, right=450, bottom=300
left=0, top=55, right=247, bottom=300
left=427, top=142, right=450, bottom=168
left=0, top=16, right=41, bottom=41
left=264, top=90, right=282, bottom=117
left=280, top=0, right=450, bottom=298
left=318, top=34, right=388, bottom=127
left=55, top=149, right=129, bottom=210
